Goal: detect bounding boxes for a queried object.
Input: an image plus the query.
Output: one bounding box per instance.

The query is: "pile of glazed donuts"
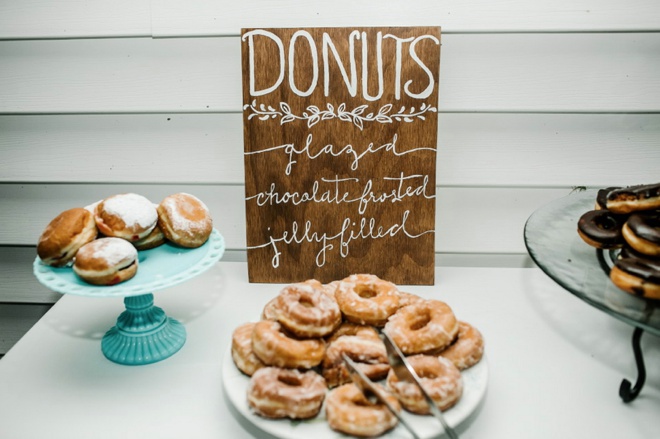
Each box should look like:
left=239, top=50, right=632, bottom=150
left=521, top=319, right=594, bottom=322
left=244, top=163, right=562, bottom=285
left=577, top=183, right=660, bottom=300
left=231, top=274, right=485, bottom=438
left=36, top=192, right=213, bottom=286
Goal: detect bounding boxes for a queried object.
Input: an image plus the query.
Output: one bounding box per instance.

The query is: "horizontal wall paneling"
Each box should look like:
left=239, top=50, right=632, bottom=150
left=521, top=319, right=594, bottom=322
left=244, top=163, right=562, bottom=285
left=3, top=1, right=659, bottom=40
left=2, top=34, right=660, bottom=113
left=1, top=113, right=658, bottom=187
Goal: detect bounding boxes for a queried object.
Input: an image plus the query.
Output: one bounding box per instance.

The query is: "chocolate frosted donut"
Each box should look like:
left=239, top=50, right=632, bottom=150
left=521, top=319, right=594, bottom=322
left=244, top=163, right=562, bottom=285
left=577, top=209, right=626, bottom=249
left=595, top=187, right=620, bottom=210
left=622, top=212, right=660, bottom=256
left=610, top=248, right=660, bottom=300
left=606, top=183, right=660, bottom=214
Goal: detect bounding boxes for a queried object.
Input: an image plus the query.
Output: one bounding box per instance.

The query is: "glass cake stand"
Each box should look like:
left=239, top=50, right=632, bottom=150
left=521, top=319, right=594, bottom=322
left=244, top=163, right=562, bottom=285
left=33, top=229, right=225, bottom=366
left=524, top=191, right=659, bottom=402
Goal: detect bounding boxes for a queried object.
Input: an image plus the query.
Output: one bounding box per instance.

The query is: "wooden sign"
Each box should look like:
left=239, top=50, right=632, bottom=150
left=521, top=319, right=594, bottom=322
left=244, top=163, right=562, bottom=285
left=241, top=27, right=440, bottom=284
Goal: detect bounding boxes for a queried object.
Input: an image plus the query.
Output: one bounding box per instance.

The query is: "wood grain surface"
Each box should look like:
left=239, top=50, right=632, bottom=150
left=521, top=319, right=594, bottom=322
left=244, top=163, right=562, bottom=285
left=242, top=27, right=440, bottom=283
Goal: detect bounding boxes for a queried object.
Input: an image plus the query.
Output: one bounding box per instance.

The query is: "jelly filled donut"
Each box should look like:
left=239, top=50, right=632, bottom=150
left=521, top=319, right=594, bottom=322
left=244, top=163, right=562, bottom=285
left=157, top=193, right=212, bottom=248
left=622, top=212, right=660, bottom=257
left=268, top=279, right=342, bottom=338
left=231, top=322, right=265, bottom=376
left=325, top=383, right=400, bottom=437
left=577, top=209, right=626, bottom=249
left=247, top=367, right=326, bottom=419
left=37, top=208, right=98, bottom=267
left=251, top=320, right=325, bottom=369
left=386, top=355, right=463, bottom=414
left=606, top=183, right=660, bottom=214
left=73, top=237, right=138, bottom=285
left=384, top=299, right=458, bottom=355
left=439, top=321, right=485, bottom=370
left=610, top=248, right=660, bottom=300
left=95, top=193, right=158, bottom=242
left=335, top=274, right=400, bottom=326
left=132, top=223, right=166, bottom=251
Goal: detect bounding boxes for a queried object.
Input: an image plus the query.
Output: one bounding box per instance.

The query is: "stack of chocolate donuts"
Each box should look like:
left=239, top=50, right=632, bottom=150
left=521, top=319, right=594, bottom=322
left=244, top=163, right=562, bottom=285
left=36, top=192, right=213, bottom=286
left=577, top=183, right=660, bottom=300
left=231, top=274, right=485, bottom=437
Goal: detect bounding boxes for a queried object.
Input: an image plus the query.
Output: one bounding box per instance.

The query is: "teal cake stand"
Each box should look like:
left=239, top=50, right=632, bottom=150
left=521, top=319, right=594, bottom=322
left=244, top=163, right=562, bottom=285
left=33, top=229, right=225, bottom=366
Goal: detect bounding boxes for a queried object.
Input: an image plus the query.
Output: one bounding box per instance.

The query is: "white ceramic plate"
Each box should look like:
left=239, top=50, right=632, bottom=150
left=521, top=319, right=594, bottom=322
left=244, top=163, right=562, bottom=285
left=222, top=347, right=488, bottom=438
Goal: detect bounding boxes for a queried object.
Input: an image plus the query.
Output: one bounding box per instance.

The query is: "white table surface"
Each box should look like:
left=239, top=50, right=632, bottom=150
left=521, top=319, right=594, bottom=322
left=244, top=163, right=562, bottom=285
left=1, top=262, right=659, bottom=438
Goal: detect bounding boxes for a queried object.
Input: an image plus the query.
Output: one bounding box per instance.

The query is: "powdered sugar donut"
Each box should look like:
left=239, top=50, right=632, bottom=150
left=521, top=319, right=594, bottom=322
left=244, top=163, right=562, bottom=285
left=132, top=223, right=166, bottom=250
left=95, top=193, right=158, bottom=242
left=157, top=193, right=212, bottom=248
left=73, top=237, right=138, bottom=285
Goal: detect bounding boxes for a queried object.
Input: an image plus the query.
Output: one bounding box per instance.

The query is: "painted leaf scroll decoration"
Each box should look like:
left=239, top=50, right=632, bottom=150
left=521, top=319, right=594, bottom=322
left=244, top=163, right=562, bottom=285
left=243, top=101, right=437, bottom=130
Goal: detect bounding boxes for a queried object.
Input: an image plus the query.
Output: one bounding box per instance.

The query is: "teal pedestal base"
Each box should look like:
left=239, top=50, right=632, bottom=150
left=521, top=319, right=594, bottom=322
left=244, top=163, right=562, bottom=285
left=101, top=293, right=186, bottom=365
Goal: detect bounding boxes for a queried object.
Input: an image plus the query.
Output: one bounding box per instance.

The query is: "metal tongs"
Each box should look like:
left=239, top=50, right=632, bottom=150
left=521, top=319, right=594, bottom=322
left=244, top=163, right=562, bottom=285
left=342, top=354, right=420, bottom=439
left=382, top=331, right=460, bottom=439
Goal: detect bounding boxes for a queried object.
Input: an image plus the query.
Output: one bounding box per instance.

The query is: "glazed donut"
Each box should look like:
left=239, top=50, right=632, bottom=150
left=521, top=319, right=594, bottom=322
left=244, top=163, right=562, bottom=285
left=268, top=280, right=342, bottom=338
left=577, top=209, right=626, bottom=249
left=37, top=208, right=98, bottom=267
left=251, top=320, right=325, bottom=369
left=606, top=183, right=660, bottom=214
left=132, top=223, right=166, bottom=251
left=335, top=274, right=400, bottom=326
left=386, top=355, right=463, bottom=414
left=322, top=331, right=390, bottom=388
left=260, top=296, right=278, bottom=321
left=610, top=249, right=660, bottom=300
left=323, top=280, right=340, bottom=297
left=622, top=212, right=660, bottom=256
left=73, top=237, right=138, bottom=286
left=157, top=193, right=213, bottom=248
left=325, top=321, right=380, bottom=344
left=231, top=322, right=265, bottom=376
left=325, top=383, right=400, bottom=437
left=384, top=299, right=458, bottom=355
left=439, top=321, right=485, bottom=370
left=398, top=291, right=425, bottom=308
left=94, top=193, right=158, bottom=242
left=247, top=367, right=326, bottom=419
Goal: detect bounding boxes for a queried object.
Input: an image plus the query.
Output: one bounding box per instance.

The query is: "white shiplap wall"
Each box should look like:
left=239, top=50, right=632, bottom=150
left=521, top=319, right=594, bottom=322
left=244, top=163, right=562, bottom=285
left=1, top=0, right=659, bottom=355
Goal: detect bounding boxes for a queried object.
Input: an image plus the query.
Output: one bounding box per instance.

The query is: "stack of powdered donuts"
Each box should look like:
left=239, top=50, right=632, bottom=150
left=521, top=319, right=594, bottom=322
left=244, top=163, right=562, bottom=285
left=231, top=274, right=485, bottom=437
left=577, top=183, right=660, bottom=300
left=36, top=192, right=213, bottom=286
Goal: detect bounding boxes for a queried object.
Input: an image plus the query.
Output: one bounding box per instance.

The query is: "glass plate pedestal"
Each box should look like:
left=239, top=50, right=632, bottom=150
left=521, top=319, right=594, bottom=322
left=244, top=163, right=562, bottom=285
left=524, top=191, right=659, bottom=402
